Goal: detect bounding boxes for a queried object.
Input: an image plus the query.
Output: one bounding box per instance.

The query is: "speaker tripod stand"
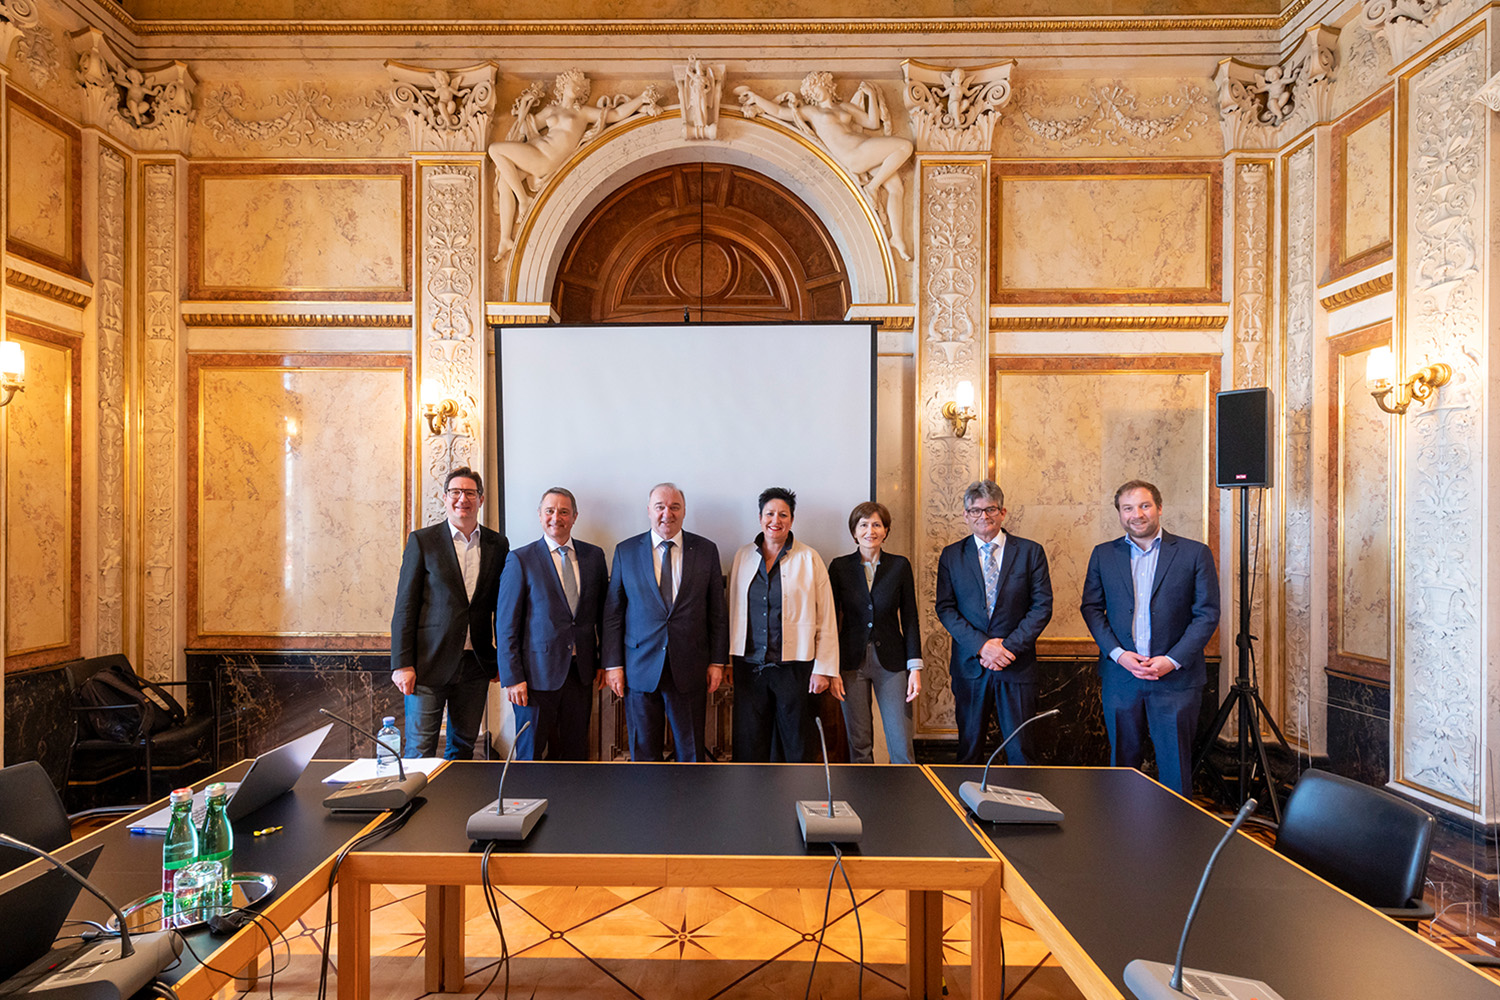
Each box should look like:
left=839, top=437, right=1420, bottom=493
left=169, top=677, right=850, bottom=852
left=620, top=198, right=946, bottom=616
left=1192, top=486, right=1290, bottom=823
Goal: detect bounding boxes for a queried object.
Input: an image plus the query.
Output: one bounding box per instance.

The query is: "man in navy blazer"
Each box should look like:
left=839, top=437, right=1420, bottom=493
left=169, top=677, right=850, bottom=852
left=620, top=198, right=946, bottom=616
left=1080, top=479, right=1220, bottom=796
left=935, top=480, right=1054, bottom=765
left=601, top=483, right=729, bottom=761
left=495, top=487, right=608, bottom=761
left=390, top=467, right=509, bottom=759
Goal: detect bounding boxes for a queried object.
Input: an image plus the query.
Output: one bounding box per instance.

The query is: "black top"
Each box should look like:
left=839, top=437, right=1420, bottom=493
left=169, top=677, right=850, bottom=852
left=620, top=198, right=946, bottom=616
left=374, top=761, right=992, bottom=861
left=827, top=551, right=921, bottom=673
left=741, top=533, right=790, bottom=667
left=929, top=766, right=1500, bottom=999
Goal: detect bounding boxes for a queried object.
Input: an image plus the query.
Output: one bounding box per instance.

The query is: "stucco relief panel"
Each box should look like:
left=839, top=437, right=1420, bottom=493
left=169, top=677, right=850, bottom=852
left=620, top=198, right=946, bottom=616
left=196, top=81, right=405, bottom=156
left=96, top=144, right=128, bottom=655
left=994, top=78, right=1219, bottom=157
left=1331, top=15, right=1392, bottom=118
left=193, top=362, right=409, bottom=642
left=1399, top=32, right=1486, bottom=806
left=4, top=329, right=78, bottom=664
left=142, top=162, right=178, bottom=682
left=994, top=365, right=1213, bottom=649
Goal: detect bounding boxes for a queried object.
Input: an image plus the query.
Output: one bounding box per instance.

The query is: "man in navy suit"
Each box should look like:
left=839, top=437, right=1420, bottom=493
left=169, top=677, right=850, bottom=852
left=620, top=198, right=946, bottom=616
left=495, top=487, right=608, bottom=760
left=602, top=483, right=729, bottom=761
left=1080, top=479, right=1220, bottom=796
left=390, top=467, right=509, bottom=760
left=935, top=480, right=1053, bottom=765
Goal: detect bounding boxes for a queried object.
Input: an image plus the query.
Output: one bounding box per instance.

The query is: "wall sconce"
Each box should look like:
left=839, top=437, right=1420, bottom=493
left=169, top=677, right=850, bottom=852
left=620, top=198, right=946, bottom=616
left=941, top=380, right=976, bottom=437
left=1365, top=347, right=1452, bottom=415
left=420, top=377, right=460, bottom=435
left=0, top=341, right=24, bottom=407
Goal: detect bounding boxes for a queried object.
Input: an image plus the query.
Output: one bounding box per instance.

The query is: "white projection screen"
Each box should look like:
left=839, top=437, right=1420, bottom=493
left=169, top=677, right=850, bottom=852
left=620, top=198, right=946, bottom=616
left=495, top=322, right=875, bottom=569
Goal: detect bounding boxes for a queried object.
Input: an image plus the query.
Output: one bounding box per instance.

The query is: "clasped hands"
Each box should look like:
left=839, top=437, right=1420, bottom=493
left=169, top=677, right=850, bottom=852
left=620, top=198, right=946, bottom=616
left=1118, top=651, right=1176, bottom=681
left=979, top=638, right=1015, bottom=671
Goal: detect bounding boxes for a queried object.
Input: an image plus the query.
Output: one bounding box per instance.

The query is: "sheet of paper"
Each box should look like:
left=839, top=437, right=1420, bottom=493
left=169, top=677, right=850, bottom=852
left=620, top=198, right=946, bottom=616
left=323, top=757, right=446, bottom=784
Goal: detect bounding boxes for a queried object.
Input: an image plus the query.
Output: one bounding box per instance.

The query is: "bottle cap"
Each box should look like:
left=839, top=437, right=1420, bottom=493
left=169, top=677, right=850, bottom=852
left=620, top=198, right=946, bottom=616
left=170, top=788, right=194, bottom=804
left=206, top=782, right=228, bottom=800
left=382, top=716, right=396, bottom=726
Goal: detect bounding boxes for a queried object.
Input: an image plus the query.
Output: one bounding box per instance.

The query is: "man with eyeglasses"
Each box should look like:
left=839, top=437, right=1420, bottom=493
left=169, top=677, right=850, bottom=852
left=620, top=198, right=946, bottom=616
left=495, top=487, right=608, bottom=760
left=390, top=466, right=509, bottom=759
left=935, top=479, right=1053, bottom=764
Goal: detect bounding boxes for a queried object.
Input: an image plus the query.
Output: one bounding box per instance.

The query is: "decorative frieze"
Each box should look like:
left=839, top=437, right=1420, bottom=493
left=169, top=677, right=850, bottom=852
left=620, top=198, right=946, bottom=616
left=388, top=61, right=496, bottom=153
left=182, top=312, right=413, bottom=328
left=4, top=268, right=90, bottom=308
left=95, top=146, right=127, bottom=656
left=1320, top=272, right=1393, bottom=311
left=1216, top=25, right=1339, bottom=148
left=73, top=27, right=196, bottom=152
left=737, top=72, right=914, bottom=260
left=199, top=83, right=401, bottom=153
left=902, top=59, right=1014, bottom=152
left=999, top=81, right=1215, bottom=154
left=989, top=315, right=1227, bottom=332
left=675, top=57, right=725, bottom=140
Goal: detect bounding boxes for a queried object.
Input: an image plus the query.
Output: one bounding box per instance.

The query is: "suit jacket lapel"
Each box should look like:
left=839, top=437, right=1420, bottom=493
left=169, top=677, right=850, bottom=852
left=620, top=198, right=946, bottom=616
left=868, top=555, right=889, bottom=594
left=1111, top=536, right=1135, bottom=614
left=434, top=524, right=467, bottom=597
left=644, top=534, right=672, bottom=615
left=534, top=539, right=570, bottom=615
left=1150, top=533, right=1180, bottom=599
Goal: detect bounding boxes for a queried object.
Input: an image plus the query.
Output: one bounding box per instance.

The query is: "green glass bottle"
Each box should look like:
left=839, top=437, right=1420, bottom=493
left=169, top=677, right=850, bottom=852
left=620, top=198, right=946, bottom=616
left=161, top=787, right=199, bottom=919
left=197, top=781, right=234, bottom=912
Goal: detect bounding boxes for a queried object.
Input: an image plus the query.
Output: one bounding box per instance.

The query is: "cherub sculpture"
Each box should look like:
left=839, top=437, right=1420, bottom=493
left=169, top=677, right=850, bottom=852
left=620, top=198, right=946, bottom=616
left=487, top=69, right=662, bottom=260
left=735, top=71, right=914, bottom=260
left=115, top=66, right=163, bottom=127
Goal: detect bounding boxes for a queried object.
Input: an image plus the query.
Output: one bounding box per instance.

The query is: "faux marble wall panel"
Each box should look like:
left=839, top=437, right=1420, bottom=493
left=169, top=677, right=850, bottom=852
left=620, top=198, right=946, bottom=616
left=191, top=357, right=409, bottom=646
left=992, top=162, right=1222, bottom=304
left=5, top=93, right=81, bottom=276
left=1337, top=348, right=1390, bottom=664
left=992, top=360, right=1216, bottom=649
left=875, top=354, right=915, bottom=561
left=5, top=327, right=79, bottom=668
left=1329, top=90, right=1394, bottom=282
left=188, top=163, right=411, bottom=300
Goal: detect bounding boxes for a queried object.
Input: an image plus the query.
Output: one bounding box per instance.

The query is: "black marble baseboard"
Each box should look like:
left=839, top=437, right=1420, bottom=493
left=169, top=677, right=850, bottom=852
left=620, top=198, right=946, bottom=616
left=1325, top=673, right=1390, bottom=786
left=3, top=662, right=73, bottom=789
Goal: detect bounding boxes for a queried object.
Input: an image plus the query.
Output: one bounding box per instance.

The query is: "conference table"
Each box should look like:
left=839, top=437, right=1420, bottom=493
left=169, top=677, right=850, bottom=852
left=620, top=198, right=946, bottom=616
left=0, top=759, right=380, bottom=1000
left=335, top=760, right=1005, bottom=1000
left=929, top=765, right=1500, bottom=1000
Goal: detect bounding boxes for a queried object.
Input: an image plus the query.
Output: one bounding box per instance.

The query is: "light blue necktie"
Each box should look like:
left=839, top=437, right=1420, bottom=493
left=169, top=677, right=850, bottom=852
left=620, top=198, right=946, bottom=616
left=558, top=545, right=578, bottom=615
left=982, top=542, right=999, bottom=616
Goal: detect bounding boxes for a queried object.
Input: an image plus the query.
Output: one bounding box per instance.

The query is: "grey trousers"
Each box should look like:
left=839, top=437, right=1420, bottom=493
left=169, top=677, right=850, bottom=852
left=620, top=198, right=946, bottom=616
left=839, top=644, right=915, bottom=764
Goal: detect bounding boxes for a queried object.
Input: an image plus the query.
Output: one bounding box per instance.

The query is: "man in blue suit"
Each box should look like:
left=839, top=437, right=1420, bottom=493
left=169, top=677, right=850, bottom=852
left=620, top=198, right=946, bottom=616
left=602, top=483, right=729, bottom=761
left=495, top=487, right=608, bottom=760
left=1080, top=479, right=1220, bottom=796
left=935, top=480, right=1053, bottom=765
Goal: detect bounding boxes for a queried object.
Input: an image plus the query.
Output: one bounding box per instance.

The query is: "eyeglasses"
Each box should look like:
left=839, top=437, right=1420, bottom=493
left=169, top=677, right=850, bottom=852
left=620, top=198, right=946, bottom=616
left=446, top=489, right=480, bottom=500
left=965, top=505, right=1002, bottom=518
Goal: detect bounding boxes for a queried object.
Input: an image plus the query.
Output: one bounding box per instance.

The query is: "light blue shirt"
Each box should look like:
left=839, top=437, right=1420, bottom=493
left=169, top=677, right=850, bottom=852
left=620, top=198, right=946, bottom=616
left=1108, top=531, right=1179, bottom=669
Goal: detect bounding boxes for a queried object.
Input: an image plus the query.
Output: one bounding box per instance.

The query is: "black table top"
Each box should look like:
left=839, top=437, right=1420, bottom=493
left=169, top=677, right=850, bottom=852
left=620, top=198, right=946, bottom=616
left=930, top=765, right=1500, bottom=1000
left=4, top=759, right=373, bottom=989
left=374, top=760, right=994, bottom=861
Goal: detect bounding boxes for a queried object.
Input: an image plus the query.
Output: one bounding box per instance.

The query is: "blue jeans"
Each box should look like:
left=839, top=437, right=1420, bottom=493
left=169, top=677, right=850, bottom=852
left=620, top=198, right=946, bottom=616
left=403, top=674, right=490, bottom=760
left=839, top=645, right=915, bottom=764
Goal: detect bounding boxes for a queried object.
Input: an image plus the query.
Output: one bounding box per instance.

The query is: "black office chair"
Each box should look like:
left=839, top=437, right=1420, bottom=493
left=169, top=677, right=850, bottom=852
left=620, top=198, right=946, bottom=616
left=0, top=761, right=71, bottom=875
left=1275, top=768, right=1436, bottom=926
left=62, top=654, right=217, bottom=805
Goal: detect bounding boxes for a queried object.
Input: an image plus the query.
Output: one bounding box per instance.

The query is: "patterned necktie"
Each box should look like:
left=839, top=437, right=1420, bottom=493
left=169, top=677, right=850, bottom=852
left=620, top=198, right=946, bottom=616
left=558, top=545, right=578, bottom=615
left=982, top=541, right=1000, bottom=616
left=658, top=540, right=675, bottom=609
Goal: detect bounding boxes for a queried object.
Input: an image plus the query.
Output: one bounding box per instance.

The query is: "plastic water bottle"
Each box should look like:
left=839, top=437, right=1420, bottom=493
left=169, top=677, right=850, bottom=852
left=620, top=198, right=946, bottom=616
left=197, top=782, right=234, bottom=913
left=161, top=787, right=199, bottom=919
left=376, top=716, right=401, bottom=777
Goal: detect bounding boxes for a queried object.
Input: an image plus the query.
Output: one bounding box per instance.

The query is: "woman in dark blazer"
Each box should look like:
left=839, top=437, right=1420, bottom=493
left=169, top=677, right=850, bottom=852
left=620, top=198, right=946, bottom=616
left=828, top=501, right=923, bottom=763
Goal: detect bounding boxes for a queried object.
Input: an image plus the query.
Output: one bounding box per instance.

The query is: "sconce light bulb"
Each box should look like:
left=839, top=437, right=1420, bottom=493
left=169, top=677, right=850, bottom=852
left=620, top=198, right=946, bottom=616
left=955, top=379, right=975, bottom=410
left=0, top=341, right=24, bottom=380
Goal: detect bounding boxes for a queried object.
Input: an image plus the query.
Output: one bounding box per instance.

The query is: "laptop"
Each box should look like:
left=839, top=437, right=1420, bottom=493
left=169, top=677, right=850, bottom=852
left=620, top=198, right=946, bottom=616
left=129, top=723, right=333, bottom=834
left=0, top=844, right=104, bottom=983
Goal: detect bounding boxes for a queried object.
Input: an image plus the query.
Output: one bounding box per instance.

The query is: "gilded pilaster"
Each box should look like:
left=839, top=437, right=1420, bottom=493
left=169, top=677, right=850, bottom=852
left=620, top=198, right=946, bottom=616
left=913, top=155, right=988, bottom=739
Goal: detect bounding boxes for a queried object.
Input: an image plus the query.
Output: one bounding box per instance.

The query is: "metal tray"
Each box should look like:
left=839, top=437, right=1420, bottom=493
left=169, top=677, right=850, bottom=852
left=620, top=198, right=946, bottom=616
left=106, top=872, right=277, bottom=933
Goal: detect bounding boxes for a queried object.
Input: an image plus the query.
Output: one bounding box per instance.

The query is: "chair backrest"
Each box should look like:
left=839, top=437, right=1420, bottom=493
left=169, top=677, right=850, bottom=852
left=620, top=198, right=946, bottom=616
left=0, top=761, right=71, bottom=875
left=1277, top=768, right=1433, bottom=909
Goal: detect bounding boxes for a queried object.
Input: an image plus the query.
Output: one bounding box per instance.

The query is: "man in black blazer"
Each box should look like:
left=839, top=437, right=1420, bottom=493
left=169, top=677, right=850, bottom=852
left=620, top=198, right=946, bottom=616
left=495, top=487, right=608, bottom=760
left=1080, top=479, right=1220, bottom=796
left=935, top=480, right=1053, bottom=765
left=390, top=467, right=509, bottom=759
left=601, top=483, right=729, bottom=762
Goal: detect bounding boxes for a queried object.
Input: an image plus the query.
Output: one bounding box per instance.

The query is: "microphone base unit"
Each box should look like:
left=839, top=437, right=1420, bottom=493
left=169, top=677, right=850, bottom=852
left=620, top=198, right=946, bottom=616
left=0, top=930, right=183, bottom=1000
left=467, top=798, right=547, bottom=841
left=796, top=800, right=862, bottom=843
left=322, top=772, right=428, bottom=811
left=959, top=781, right=1064, bottom=824
left=1123, top=959, right=1284, bottom=1000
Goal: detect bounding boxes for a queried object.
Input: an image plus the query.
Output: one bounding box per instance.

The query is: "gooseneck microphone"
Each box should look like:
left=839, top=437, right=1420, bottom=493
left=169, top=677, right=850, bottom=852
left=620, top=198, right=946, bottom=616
left=319, top=707, right=428, bottom=811
left=0, top=833, right=184, bottom=998
left=795, top=717, right=862, bottom=843
left=958, top=708, right=1065, bottom=824
left=1123, top=798, right=1286, bottom=1000
left=467, top=719, right=547, bottom=841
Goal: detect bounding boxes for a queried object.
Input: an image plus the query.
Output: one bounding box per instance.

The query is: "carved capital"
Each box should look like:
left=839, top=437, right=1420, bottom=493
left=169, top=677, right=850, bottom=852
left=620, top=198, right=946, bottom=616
left=1474, top=70, right=1500, bottom=113
left=674, top=57, right=725, bottom=140
left=0, top=0, right=38, bottom=65
left=387, top=60, right=496, bottom=153
left=902, top=58, right=1015, bottom=152
left=1214, top=25, right=1338, bottom=148
left=72, top=27, right=197, bottom=152
left=1361, top=0, right=1453, bottom=66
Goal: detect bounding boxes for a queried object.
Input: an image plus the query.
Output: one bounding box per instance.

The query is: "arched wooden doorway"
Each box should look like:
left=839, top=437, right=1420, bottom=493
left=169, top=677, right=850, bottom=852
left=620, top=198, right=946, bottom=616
left=552, top=163, right=852, bottom=323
